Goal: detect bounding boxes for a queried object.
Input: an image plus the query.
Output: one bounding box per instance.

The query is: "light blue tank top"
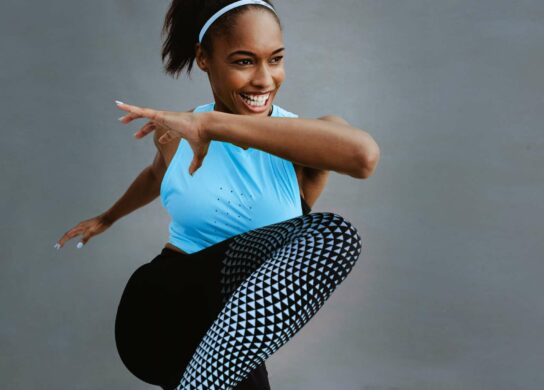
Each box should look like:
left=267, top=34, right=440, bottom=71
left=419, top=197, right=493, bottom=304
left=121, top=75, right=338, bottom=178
left=160, top=102, right=303, bottom=254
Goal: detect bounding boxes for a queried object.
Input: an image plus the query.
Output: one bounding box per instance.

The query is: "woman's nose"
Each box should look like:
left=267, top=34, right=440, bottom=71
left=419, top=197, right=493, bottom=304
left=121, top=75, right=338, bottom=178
left=251, top=63, right=274, bottom=89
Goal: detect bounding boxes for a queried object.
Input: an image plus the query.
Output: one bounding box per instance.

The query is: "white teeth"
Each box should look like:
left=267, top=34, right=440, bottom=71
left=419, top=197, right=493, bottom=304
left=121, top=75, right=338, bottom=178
left=240, top=93, right=270, bottom=107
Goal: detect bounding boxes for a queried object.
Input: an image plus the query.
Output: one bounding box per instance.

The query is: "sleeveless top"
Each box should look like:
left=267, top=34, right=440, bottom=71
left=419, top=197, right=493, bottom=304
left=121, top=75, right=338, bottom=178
left=160, top=102, right=312, bottom=254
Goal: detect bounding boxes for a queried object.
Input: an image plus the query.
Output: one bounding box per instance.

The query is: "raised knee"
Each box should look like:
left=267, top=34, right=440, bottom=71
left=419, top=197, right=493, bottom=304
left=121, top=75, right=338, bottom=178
left=315, top=212, right=362, bottom=243
left=310, top=212, right=363, bottom=264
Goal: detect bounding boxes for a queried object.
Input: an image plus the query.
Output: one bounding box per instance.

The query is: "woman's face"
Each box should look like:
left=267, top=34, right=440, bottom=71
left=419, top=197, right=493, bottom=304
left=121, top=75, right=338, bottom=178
left=196, top=9, right=285, bottom=116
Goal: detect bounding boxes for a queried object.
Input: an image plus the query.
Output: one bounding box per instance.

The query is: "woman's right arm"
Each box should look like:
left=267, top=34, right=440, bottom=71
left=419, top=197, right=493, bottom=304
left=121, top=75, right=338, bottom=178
left=55, top=150, right=166, bottom=249
left=55, top=108, right=194, bottom=249
left=100, top=149, right=166, bottom=226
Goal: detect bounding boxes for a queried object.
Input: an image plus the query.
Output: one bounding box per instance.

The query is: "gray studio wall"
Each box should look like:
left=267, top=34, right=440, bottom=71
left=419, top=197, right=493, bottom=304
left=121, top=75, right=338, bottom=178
left=1, top=0, right=543, bottom=389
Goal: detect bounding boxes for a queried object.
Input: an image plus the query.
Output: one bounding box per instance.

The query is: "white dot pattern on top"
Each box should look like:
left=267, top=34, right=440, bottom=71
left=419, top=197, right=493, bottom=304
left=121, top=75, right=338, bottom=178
left=175, top=212, right=363, bottom=389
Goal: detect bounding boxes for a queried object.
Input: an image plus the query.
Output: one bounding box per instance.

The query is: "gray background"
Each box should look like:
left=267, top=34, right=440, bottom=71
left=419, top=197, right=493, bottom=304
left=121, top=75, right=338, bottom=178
left=1, top=0, right=543, bottom=389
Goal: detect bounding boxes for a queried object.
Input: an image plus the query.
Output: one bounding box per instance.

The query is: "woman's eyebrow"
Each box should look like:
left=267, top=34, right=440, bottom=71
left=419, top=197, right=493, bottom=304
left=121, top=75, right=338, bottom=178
left=227, top=47, right=285, bottom=58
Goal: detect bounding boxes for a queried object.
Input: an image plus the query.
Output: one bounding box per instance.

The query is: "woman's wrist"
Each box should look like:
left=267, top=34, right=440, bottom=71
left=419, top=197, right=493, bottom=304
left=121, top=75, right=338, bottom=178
left=198, top=111, right=217, bottom=142
left=99, top=211, right=116, bottom=226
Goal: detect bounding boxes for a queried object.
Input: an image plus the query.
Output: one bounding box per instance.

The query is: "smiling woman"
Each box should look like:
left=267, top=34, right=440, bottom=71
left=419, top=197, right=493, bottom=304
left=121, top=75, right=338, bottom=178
left=107, top=0, right=375, bottom=389
left=192, top=3, right=285, bottom=117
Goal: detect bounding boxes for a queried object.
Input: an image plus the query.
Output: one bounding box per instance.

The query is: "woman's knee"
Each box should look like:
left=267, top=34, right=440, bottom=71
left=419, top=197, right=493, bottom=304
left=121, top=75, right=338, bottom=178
left=312, top=212, right=362, bottom=245
left=306, top=212, right=363, bottom=270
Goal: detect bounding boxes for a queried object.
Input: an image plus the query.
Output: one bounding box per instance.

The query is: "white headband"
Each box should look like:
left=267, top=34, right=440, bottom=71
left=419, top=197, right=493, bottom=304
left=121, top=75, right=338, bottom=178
left=198, top=0, right=277, bottom=43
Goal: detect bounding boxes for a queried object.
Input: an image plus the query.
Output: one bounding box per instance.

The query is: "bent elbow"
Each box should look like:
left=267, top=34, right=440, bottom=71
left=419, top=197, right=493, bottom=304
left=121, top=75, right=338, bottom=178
left=357, top=146, right=380, bottom=179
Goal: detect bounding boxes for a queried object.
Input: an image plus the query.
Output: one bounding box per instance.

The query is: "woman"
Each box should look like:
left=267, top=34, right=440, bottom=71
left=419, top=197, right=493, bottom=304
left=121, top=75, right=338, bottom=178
left=55, top=0, right=380, bottom=389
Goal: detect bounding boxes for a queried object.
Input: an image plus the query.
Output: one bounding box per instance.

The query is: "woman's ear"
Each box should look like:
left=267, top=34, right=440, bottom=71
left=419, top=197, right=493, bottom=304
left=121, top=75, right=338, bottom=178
left=195, top=44, right=208, bottom=72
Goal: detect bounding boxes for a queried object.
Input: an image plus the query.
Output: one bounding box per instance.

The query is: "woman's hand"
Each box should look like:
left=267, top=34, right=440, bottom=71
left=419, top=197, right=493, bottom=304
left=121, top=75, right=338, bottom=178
left=54, top=214, right=114, bottom=250
left=115, top=100, right=210, bottom=176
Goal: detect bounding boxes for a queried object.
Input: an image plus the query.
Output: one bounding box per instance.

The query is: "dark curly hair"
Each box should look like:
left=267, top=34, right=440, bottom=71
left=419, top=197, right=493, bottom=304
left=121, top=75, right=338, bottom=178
left=161, top=0, right=281, bottom=79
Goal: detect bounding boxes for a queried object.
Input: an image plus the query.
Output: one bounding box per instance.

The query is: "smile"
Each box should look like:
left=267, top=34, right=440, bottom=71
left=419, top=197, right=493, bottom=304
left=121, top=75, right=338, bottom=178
left=239, top=92, right=271, bottom=111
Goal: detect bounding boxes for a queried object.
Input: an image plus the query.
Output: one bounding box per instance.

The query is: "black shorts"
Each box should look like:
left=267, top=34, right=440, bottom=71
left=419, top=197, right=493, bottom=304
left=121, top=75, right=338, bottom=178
left=115, top=235, right=270, bottom=389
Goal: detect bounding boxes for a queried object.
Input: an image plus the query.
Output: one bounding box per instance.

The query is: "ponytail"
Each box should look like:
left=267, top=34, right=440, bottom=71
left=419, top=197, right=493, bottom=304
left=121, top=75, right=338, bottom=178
left=160, top=0, right=279, bottom=79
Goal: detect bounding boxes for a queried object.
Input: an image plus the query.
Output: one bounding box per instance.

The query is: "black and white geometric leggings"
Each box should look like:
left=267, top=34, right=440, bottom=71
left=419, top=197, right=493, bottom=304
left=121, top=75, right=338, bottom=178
left=115, top=212, right=363, bottom=390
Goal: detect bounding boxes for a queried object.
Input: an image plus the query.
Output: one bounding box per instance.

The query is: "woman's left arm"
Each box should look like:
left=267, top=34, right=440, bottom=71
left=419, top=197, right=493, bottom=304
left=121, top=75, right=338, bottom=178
left=202, top=111, right=381, bottom=179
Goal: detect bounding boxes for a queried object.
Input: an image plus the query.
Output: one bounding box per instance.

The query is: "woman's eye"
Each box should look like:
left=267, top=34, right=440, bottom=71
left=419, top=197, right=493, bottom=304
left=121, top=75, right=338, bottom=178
left=234, top=57, right=283, bottom=66
left=235, top=59, right=252, bottom=65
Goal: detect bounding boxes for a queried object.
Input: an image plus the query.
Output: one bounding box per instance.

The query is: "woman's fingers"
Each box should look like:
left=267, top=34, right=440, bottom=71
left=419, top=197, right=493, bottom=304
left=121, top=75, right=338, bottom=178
left=158, top=130, right=177, bottom=144
left=55, top=215, right=114, bottom=250
left=79, top=232, right=93, bottom=246
left=134, top=121, right=156, bottom=139
left=56, top=226, right=84, bottom=249
left=116, top=101, right=173, bottom=140
left=189, top=158, right=202, bottom=176
left=118, top=112, right=141, bottom=124
left=115, top=101, right=166, bottom=126
left=188, top=143, right=210, bottom=176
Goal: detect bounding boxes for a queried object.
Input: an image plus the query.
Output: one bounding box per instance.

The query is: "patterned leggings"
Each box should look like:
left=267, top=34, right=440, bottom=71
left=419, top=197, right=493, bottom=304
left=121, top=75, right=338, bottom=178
left=115, top=212, right=363, bottom=389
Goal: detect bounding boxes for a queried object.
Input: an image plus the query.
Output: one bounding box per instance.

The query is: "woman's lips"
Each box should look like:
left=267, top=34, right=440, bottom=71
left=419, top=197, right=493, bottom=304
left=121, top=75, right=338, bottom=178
left=238, top=92, right=271, bottom=113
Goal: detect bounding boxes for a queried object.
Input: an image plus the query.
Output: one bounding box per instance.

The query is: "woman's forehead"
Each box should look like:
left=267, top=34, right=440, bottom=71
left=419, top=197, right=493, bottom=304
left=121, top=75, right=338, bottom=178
left=217, top=9, right=283, bottom=52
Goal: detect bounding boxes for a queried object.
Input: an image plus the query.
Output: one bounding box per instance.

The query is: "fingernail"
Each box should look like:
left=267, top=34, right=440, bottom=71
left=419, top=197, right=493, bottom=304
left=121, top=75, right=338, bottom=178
left=54, top=243, right=60, bottom=250
left=76, top=242, right=83, bottom=249
left=118, top=116, right=125, bottom=121
left=115, top=100, right=124, bottom=105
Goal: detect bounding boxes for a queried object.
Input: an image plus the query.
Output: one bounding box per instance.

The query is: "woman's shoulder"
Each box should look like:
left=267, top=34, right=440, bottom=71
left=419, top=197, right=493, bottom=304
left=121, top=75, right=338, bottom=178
left=273, top=104, right=299, bottom=118
left=193, top=102, right=215, bottom=113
